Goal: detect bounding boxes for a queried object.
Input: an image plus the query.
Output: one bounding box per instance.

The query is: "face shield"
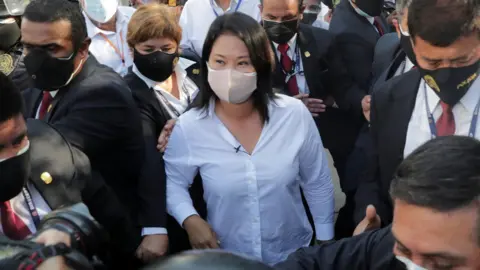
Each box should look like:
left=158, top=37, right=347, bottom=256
left=0, top=0, right=30, bottom=17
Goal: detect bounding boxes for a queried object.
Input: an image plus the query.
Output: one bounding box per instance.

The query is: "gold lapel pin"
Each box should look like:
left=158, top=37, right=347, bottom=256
left=40, top=172, right=53, bottom=184
left=47, top=104, right=53, bottom=112
left=305, top=51, right=311, bottom=58
left=192, top=69, right=200, bottom=75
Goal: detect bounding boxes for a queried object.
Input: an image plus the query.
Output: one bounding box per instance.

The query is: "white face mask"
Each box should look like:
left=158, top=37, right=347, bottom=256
left=396, top=256, right=428, bottom=270
left=207, top=64, right=257, bottom=104
left=0, top=140, right=30, bottom=163
left=82, top=0, right=118, bottom=24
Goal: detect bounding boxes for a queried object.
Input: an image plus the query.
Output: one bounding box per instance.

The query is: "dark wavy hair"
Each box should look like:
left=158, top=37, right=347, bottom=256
left=0, top=72, right=23, bottom=123
left=191, top=12, right=276, bottom=123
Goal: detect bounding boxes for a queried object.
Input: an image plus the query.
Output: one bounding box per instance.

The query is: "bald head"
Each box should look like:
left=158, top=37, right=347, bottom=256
left=144, top=251, right=274, bottom=270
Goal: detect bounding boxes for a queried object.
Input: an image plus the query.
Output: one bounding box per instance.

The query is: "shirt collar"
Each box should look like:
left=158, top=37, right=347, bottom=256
left=133, top=57, right=197, bottom=89
left=211, top=0, right=239, bottom=12
left=197, top=94, right=288, bottom=120
left=272, top=34, right=298, bottom=50
left=84, top=8, right=128, bottom=37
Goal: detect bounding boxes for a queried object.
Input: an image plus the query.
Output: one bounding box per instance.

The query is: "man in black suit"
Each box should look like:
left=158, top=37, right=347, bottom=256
left=260, top=0, right=365, bottom=238
left=275, top=136, right=480, bottom=270
left=19, top=0, right=163, bottom=265
left=329, top=0, right=387, bottom=91
left=353, top=0, right=480, bottom=233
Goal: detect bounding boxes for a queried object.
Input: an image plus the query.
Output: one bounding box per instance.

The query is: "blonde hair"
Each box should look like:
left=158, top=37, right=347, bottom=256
left=127, top=3, right=182, bottom=48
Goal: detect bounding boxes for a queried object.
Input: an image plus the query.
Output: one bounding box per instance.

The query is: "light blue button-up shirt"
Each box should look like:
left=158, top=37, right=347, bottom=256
left=165, top=94, right=335, bottom=265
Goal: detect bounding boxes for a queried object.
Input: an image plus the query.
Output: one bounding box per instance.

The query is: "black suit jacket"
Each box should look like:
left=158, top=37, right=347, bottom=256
left=26, top=119, right=138, bottom=260
left=354, top=70, right=421, bottom=225
left=272, top=23, right=364, bottom=152
left=22, top=57, right=147, bottom=250
left=329, top=0, right=388, bottom=91
left=274, top=226, right=403, bottom=270
left=370, top=33, right=402, bottom=90
left=124, top=58, right=207, bottom=253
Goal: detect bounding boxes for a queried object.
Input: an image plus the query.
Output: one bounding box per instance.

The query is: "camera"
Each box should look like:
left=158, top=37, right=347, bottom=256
left=0, top=203, right=108, bottom=270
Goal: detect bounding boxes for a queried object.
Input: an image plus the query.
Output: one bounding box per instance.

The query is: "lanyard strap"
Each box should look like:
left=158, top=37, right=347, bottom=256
left=21, top=187, right=41, bottom=228
left=99, top=31, right=125, bottom=65
left=423, top=81, right=480, bottom=139
left=210, top=0, right=243, bottom=17
left=284, top=44, right=303, bottom=83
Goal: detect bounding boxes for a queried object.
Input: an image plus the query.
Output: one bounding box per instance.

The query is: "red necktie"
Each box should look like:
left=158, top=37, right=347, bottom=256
left=38, top=92, right=53, bottom=120
left=1, top=201, right=31, bottom=240
left=278, top=44, right=299, bottom=96
left=373, top=17, right=384, bottom=36
left=436, top=102, right=456, bottom=136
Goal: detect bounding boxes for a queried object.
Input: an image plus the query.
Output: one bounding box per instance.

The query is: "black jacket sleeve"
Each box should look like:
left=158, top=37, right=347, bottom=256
left=353, top=90, right=390, bottom=225
left=274, top=227, right=399, bottom=270
left=136, top=99, right=168, bottom=228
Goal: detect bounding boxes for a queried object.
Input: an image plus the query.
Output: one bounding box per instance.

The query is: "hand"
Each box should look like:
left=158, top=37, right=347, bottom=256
left=183, top=215, right=219, bottom=249
left=353, top=205, right=382, bottom=236
left=34, top=229, right=71, bottom=247
left=361, top=95, right=371, bottom=122
left=387, top=10, right=398, bottom=26
left=38, top=256, right=69, bottom=270
left=294, top=94, right=327, bottom=117
left=157, top=119, right=177, bottom=153
left=34, top=229, right=71, bottom=270
left=136, top=234, right=169, bottom=263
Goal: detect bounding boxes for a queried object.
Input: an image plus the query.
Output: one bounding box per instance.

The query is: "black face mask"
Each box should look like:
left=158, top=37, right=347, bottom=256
left=419, top=61, right=480, bottom=106
left=0, top=149, right=30, bottom=202
left=354, top=0, right=384, bottom=17
left=133, top=49, right=178, bottom=82
left=400, top=33, right=417, bottom=67
left=263, top=19, right=298, bottom=45
left=302, top=12, right=319, bottom=25
left=0, top=20, right=20, bottom=51
left=24, top=48, right=77, bottom=91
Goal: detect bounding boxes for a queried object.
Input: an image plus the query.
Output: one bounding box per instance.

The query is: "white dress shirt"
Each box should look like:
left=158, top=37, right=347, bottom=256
left=179, top=0, right=261, bottom=56
left=84, top=6, right=135, bottom=76
left=272, top=35, right=309, bottom=94
left=165, top=94, right=335, bottom=265
left=404, top=78, right=480, bottom=157
left=0, top=182, right=51, bottom=236
left=132, top=58, right=199, bottom=119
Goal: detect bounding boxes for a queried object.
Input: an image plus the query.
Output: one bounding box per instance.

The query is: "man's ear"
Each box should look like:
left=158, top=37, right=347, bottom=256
left=79, top=38, right=91, bottom=59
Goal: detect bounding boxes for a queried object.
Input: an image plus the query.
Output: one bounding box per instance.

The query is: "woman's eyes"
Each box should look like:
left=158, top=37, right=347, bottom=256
left=238, top=61, right=250, bottom=66
left=215, top=60, right=225, bottom=64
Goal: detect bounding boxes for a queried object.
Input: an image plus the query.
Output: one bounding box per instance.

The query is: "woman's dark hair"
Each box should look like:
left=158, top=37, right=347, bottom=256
left=192, top=12, right=276, bottom=123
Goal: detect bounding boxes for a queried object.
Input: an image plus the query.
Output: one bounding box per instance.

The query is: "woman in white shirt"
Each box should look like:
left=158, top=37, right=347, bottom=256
left=165, top=12, right=335, bottom=265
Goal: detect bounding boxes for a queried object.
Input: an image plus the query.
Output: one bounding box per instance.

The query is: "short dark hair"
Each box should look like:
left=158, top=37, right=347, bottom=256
left=193, top=12, right=276, bottom=122
left=259, top=0, right=304, bottom=8
left=390, top=136, right=480, bottom=245
left=145, top=251, right=274, bottom=270
left=408, top=0, right=479, bottom=47
left=0, top=72, right=23, bottom=123
left=23, top=0, right=87, bottom=51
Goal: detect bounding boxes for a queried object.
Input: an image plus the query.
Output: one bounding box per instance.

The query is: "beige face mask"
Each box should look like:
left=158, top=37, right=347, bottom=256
left=207, top=64, right=257, bottom=104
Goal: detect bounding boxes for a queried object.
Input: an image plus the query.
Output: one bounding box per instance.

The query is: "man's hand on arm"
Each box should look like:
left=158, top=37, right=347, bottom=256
left=34, top=229, right=71, bottom=270
left=294, top=94, right=327, bottom=117
left=362, top=95, right=371, bottom=122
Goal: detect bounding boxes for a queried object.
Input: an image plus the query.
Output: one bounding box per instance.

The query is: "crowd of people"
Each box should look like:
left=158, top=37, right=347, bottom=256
left=0, top=0, right=479, bottom=268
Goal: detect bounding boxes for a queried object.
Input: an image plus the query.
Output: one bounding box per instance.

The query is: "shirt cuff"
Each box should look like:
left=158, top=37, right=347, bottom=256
left=141, top=227, right=168, bottom=236
left=314, top=223, right=335, bottom=241
left=172, top=202, right=199, bottom=227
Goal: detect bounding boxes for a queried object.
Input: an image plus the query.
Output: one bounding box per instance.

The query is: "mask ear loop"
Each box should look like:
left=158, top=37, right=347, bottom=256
left=64, top=57, right=86, bottom=86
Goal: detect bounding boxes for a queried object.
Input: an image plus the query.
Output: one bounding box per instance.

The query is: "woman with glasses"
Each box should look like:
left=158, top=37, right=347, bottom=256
left=165, top=12, right=335, bottom=265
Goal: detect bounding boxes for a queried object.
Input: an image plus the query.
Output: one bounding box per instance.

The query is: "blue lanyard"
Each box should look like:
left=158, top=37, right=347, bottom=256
left=210, top=0, right=243, bottom=17
left=283, top=44, right=303, bottom=83
left=21, top=187, right=41, bottom=229
left=423, top=82, right=480, bottom=139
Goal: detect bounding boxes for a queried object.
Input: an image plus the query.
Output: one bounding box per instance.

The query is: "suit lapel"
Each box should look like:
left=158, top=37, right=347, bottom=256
left=297, top=25, right=325, bottom=99
left=27, top=89, right=43, bottom=118
left=386, top=70, right=421, bottom=163
left=270, top=41, right=289, bottom=95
